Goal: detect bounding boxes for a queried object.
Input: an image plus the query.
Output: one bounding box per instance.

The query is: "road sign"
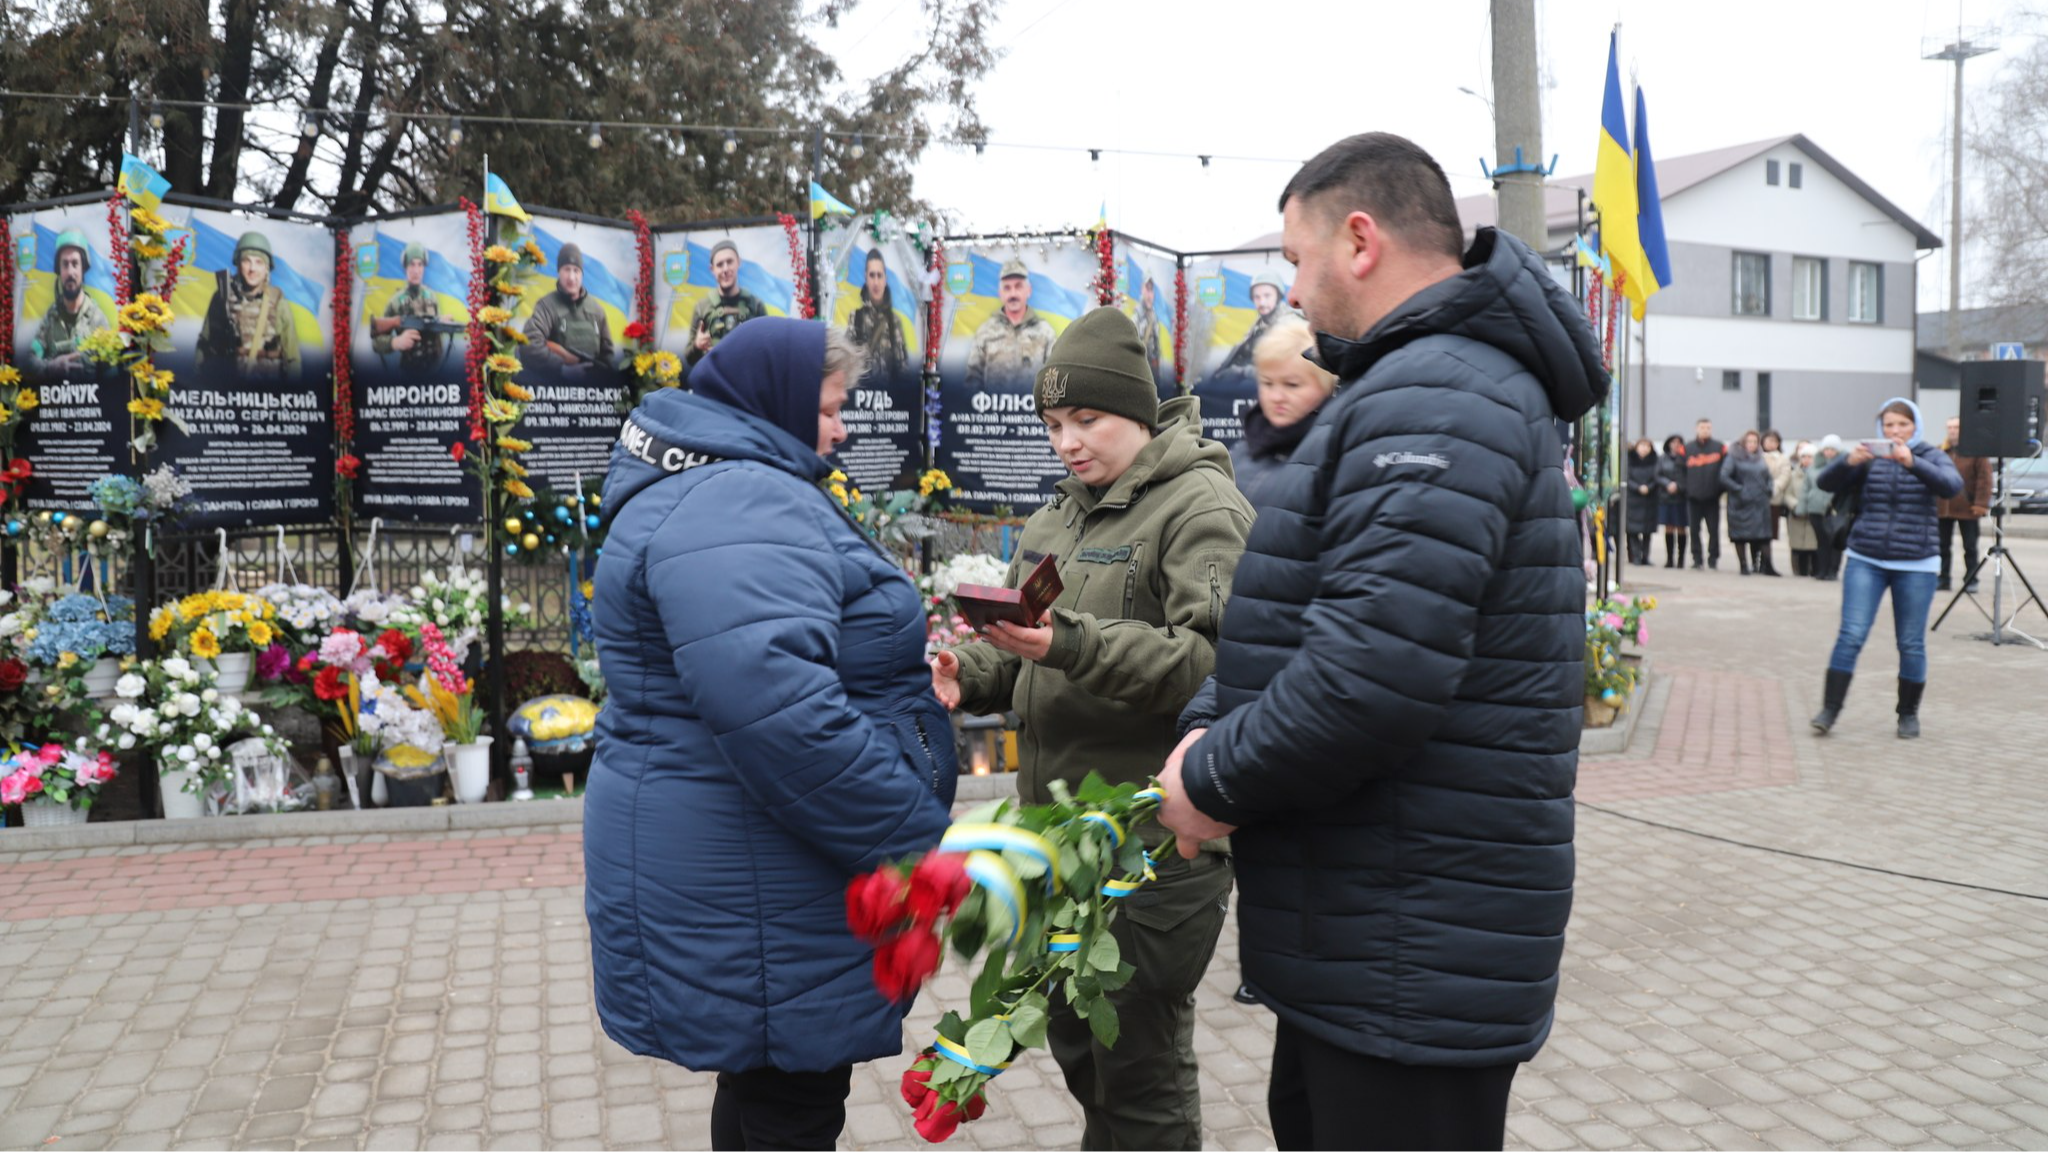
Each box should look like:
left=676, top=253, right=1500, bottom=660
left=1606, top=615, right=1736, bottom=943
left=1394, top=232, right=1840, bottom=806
left=1994, top=342, right=2026, bottom=361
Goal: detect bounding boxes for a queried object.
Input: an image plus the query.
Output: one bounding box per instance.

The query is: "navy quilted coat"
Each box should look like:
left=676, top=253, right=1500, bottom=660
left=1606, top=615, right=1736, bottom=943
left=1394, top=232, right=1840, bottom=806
left=585, top=327, right=953, bottom=1074
left=1178, top=228, right=1605, bottom=1067
left=1816, top=397, right=1962, bottom=561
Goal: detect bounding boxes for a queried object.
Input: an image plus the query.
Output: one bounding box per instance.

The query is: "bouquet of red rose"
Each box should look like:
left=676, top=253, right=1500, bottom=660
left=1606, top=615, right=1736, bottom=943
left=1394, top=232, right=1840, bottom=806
left=847, top=773, right=1162, bottom=1143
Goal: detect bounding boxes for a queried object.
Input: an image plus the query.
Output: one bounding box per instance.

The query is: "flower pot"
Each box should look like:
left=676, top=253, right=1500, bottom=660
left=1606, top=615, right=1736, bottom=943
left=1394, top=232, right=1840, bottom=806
left=207, top=652, right=254, bottom=698
left=81, top=657, right=122, bottom=700
left=1583, top=694, right=1619, bottom=729
left=382, top=771, right=447, bottom=808
left=159, top=766, right=206, bottom=819
left=446, top=737, right=493, bottom=805
left=20, top=798, right=88, bottom=827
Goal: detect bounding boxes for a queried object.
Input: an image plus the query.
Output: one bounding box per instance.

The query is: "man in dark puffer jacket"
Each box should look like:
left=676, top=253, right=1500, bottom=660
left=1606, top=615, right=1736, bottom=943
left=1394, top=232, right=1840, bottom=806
left=1157, top=133, right=1605, bottom=1151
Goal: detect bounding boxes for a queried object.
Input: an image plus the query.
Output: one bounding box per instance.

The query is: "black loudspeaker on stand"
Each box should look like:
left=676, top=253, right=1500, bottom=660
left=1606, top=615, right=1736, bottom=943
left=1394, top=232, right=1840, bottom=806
left=1932, top=359, right=2048, bottom=648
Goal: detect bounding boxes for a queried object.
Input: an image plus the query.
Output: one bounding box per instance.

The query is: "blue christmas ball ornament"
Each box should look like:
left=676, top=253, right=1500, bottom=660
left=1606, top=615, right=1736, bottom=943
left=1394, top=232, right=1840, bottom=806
left=4, top=520, right=18, bottom=536
left=523, top=508, right=537, bottom=521
left=1600, top=688, right=1618, bottom=702
left=50, top=511, right=66, bottom=524
left=505, top=543, right=520, bottom=556
left=585, top=514, right=601, bottom=530
left=593, top=545, right=602, bottom=557
left=553, top=506, right=572, bottom=524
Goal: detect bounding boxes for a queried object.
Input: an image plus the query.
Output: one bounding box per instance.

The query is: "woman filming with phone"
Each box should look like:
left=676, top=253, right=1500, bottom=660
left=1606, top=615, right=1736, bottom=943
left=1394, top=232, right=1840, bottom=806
left=1810, top=398, right=1963, bottom=740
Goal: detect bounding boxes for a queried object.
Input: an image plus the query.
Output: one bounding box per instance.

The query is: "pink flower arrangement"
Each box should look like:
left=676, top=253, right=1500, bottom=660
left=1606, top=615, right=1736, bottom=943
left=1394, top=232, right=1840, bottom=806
left=419, top=623, right=466, bottom=696
left=2, top=743, right=118, bottom=809
left=318, top=629, right=376, bottom=676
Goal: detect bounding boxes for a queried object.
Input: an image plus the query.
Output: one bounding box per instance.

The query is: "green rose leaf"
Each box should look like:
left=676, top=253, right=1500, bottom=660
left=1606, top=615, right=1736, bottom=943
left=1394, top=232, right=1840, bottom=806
left=1086, top=996, right=1121, bottom=1049
left=968, top=950, right=1006, bottom=1019
left=1096, top=960, right=1136, bottom=994
left=929, top=1056, right=970, bottom=1085
left=1087, top=929, right=1121, bottom=974
left=964, top=1016, right=1012, bottom=1070
left=1008, top=991, right=1051, bottom=1049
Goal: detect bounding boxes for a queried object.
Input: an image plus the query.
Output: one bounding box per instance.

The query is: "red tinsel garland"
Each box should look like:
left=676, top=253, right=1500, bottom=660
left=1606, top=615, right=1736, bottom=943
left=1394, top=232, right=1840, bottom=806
left=626, top=210, right=656, bottom=335
left=1604, top=275, right=1620, bottom=375
left=106, top=192, right=132, bottom=308
left=1088, top=228, right=1116, bottom=306
left=332, top=228, right=359, bottom=480
left=160, top=234, right=187, bottom=303
left=778, top=213, right=815, bottom=319
left=923, top=240, right=945, bottom=460
left=0, top=214, right=14, bottom=373
left=1586, top=270, right=1607, bottom=374
left=1172, top=265, right=1188, bottom=389
left=461, top=198, right=487, bottom=443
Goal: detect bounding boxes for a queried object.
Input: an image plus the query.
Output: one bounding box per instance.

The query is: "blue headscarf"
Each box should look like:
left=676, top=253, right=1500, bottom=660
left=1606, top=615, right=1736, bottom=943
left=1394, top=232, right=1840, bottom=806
left=1873, top=396, right=1927, bottom=447
left=688, top=317, right=825, bottom=453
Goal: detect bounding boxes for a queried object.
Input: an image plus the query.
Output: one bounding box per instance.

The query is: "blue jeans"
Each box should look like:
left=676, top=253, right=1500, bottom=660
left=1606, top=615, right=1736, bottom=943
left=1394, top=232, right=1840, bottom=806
left=1829, top=556, right=1938, bottom=683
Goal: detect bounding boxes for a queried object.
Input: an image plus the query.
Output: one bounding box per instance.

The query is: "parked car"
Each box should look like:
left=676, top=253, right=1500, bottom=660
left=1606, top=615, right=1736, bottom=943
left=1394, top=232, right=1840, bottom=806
left=1993, top=456, right=2048, bottom=514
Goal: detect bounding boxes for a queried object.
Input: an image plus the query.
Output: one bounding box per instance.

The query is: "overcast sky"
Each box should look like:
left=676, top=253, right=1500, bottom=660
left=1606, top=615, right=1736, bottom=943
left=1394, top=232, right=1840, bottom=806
left=819, top=0, right=2020, bottom=311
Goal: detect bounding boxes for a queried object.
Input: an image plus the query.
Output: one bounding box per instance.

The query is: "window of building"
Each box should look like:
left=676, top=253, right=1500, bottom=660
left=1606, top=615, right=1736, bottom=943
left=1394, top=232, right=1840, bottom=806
left=1757, top=373, right=1773, bottom=431
left=1848, top=261, right=1882, bottom=324
left=1791, top=257, right=1825, bottom=321
left=1789, top=162, right=1803, bottom=189
left=1733, top=252, right=1771, bottom=316
left=1722, top=370, right=1742, bottom=391
left=1766, top=159, right=1780, bottom=186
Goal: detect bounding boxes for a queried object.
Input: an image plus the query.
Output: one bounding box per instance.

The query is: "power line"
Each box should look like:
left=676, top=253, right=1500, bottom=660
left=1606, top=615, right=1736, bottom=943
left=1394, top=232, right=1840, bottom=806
left=0, top=88, right=1311, bottom=168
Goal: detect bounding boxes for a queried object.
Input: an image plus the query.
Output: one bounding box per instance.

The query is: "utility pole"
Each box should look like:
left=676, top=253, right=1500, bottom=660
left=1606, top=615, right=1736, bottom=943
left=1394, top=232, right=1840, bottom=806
left=1927, top=29, right=1996, bottom=360
left=1489, top=0, right=1548, bottom=247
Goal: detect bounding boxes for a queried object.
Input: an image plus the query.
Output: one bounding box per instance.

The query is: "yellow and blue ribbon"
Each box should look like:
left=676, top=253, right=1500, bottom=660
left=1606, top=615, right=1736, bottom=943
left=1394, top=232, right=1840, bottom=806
left=942, top=823, right=1062, bottom=892
left=1100, top=852, right=1157, bottom=898
left=1047, top=932, right=1082, bottom=953
left=960, top=849, right=1027, bottom=946
left=1078, top=811, right=1125, bottom=848
left=1133, top=787, right=1165, bottom=806
left=933, top=1034, right=1011, bottom=1076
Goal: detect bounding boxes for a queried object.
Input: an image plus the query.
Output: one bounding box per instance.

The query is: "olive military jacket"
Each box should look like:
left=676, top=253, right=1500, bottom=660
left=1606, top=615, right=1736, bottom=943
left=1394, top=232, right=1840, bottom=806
left=953, top=396, right=1252, bottom=840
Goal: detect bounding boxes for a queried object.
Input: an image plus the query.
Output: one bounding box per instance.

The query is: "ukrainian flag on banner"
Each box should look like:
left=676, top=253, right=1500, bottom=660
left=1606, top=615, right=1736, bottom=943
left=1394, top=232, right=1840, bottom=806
left=1593, top=31, right=1648, bottom=304
left=484, top=173, right=531, bottom=222
left=357, top=231, right=472, bottom=326
left=118, top=154, right=171, bottom=212
left=518, top=225, right=634, bottom=339
left=831, top=245, right=917, bottom=346
left=946, top=252, right=1088, bottom=340
left=1630, top=85, right=1673, bottom=321
left=810, top=181, right=855, bottom=222
left=21, top=222, right=121, bottom=328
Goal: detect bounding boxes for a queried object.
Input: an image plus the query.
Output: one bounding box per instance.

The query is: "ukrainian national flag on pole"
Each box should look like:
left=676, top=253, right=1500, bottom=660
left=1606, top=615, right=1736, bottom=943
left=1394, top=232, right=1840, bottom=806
left=1593, top=31, right=1649, bottom=306
left=809, top=181, right=855, bottom=221
left=484, top=171, right=531, bottom=222
left=1630, top=86, right=1674, bottom=321
left=118, top=153, right=170, bottom=212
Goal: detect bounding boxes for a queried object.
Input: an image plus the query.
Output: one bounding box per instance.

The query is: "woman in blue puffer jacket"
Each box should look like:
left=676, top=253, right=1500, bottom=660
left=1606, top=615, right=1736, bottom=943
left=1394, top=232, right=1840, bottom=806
left=585, top=318, right=954, bottom=1149
left=1812, top=397, right=1963, bottom=739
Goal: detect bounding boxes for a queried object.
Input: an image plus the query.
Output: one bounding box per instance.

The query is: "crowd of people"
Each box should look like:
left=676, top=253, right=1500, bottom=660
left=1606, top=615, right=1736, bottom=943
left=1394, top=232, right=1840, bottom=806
left=582, top=131, right=1601, bottom=1152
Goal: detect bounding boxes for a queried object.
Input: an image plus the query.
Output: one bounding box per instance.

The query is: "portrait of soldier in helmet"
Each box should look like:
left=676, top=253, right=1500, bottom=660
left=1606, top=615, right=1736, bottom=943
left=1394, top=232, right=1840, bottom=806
left=964, top=257, right=1055, bottom=390
left=197, top=230, right=301, bottom=384
left=1216, top=270, right=1294, bottom=375
left=27, top=228, right=111, bottom=376
left=368, top=241, right=445, bottom=371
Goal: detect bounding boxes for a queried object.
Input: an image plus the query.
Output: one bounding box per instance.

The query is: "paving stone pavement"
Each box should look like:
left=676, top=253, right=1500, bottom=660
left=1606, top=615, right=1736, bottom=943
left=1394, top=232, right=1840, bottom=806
left=0, top=536, right=2045, bottom=1150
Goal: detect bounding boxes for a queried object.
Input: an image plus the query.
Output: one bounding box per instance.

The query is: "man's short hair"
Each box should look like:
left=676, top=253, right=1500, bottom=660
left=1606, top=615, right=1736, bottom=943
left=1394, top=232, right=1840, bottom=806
left=1278, top=133, right=1464, bottom=261
left=711, top=239, right=739, bottom=262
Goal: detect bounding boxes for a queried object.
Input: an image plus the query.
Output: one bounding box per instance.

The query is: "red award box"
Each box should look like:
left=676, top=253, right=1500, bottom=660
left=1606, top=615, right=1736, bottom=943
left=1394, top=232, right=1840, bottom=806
left=954, top=552, right=1063, bottom=631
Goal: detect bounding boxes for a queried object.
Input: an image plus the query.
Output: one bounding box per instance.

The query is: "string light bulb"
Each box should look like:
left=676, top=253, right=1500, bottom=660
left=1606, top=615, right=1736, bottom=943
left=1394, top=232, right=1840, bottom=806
left=974, top=141, right=986, bottom=159
left=148, top=100, right=164, bottom=131
left=448, top=116, right=464, bottom=147
left=1199, top=154, right=1211, bottom=172
left=298, top=110, right=318, bottom=137
left=722, top=130, right=738, bottom=156
left=587, top=122, right=603, bottom=149
left=850, top=134, right=865, bottom=160
left=1089, top=148, right=1101, bottom=170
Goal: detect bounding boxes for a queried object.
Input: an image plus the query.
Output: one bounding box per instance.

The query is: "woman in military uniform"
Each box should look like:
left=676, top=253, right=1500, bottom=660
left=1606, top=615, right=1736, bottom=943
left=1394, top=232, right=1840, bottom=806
left=847, top=248, right=907, bottom=382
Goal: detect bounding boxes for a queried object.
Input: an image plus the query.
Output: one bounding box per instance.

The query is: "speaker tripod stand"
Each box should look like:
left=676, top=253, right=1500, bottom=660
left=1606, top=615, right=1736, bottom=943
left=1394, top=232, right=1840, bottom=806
left=1932, top=454, right=2048, bottom=649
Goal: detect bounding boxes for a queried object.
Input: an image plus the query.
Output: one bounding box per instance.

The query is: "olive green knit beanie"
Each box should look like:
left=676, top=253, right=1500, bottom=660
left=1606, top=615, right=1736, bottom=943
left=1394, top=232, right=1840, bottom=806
left=1032, top=307, right=1158, bottom=427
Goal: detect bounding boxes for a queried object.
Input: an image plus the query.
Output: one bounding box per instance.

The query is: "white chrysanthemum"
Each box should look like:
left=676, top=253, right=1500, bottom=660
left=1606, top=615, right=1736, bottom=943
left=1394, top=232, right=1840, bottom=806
left=176, top=745, right=196, bottom=763
left=116, top=672, right=145, bottom=699
left=162, top=656, right=191, bottom=678
left=201, top=688, right=217, bottom=704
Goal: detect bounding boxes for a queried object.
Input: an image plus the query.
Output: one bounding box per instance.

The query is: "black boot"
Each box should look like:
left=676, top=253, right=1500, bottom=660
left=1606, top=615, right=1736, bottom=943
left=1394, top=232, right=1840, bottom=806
left=1759, top=544, right=1781, bottom=576
left=1739, top=547, right=1752, bottom=575
left=1811, top=669, right=1853, bottom=734
left=1897, top=679, right=1924, bottom=739
left=1665, top=535, right=1679, bottom=568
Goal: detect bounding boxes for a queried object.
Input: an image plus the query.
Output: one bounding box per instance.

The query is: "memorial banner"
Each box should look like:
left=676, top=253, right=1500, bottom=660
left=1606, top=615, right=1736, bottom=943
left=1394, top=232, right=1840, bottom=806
left=10, top=208, right=126, bottom=515
left=934, top=236, right=1096, bottom=513
left=652, top=222, right=796, bottom=371
left=345, top=212, right=477, bottom=522
left=818, top=220, right=926, bottom=493
left=504, top=213, right=636, bottom=493
left=1185, top=251, right=1296, bottom=447
left=1112, top=237, right=1181, bottom=398
left=155, top=204, right=335, bottom=528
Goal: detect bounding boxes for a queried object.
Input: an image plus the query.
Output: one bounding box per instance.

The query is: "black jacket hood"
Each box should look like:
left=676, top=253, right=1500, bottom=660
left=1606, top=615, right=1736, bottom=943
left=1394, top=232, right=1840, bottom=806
left=1313, top=227, right=1607, bottom=422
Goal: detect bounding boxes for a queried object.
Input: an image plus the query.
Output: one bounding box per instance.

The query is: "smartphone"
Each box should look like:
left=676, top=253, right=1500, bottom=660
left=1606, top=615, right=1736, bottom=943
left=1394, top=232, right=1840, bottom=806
left=1860, top=438, right=1898, bottom=457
